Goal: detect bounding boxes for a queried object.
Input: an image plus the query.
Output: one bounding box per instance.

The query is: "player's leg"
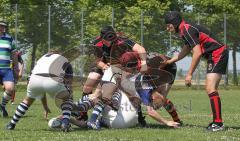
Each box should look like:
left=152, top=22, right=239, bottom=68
left=87, top=85, right=105, bottom=129
left=111, top=89, right=121, bottom=111
left=205, top=46, right=228, bottom=131
left=87, top=99, right=104, bottom=129
left=73, top=85, right=102, bottom=121
left=6, top=96, right=35, bottom=130
left=55, top=91, right=73, bottom=132
left=82, top=69, right=102, bottom=96
left=101, top=66, right=121, bottom=106
left=156, top=84, right=181, bottom=123
left=0, top=74, right=14, bottom=117
left=6, top=74, right=44, bottom=130
left=205, top=73, right=223, bottom=131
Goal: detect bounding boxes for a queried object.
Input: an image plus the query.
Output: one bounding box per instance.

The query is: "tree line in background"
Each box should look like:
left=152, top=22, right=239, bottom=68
left=0, top=0, right=239, bottom=85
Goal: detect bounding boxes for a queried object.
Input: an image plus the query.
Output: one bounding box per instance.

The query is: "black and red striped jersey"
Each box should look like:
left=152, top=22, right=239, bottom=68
left=179, top=20, right=224, bottom=57
left=92, top=34, right=136, bottom=63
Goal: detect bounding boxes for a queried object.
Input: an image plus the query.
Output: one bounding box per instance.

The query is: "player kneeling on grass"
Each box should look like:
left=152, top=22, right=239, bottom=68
left=6, top=51, right=74, bottom=132
left=119, top=51, right=182, bottom=127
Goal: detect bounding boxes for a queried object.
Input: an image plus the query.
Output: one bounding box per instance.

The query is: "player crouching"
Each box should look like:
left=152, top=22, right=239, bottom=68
left=6, top=51, right=74, bottom=132
left=119, top=51, right=182, bottom=127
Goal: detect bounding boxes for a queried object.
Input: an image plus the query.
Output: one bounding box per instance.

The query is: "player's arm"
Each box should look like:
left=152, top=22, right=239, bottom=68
left=41, top=94, right=51, bottom=119
left=147, top=106, right=179, bottom=127
left=132, top=43, right=147, bottom=73
left=187, top=45, right=202, bottom=75
left=166, top=45, right=191, bottom=64
left=18, top=55, right=24, bottom=78
left=95, top=58, right=109, bottom=71
left=185, top=44, right=202, bottom=86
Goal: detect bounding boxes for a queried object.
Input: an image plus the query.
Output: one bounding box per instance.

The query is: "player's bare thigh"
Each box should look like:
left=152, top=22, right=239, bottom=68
left=83, top=72, right=102, bottom=93
left=205, top=73, right=222, bottom=94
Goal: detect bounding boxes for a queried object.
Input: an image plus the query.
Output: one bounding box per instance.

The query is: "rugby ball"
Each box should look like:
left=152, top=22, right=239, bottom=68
left=48, top=117, right=62, bottom=129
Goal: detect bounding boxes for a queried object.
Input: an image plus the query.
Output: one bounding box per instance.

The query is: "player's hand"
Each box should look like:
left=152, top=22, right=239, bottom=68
left=44, top=107, right=51, bottom=119
left=166, top=121, right=180, bottom=128
left=185, top=74, right=192, bottom=87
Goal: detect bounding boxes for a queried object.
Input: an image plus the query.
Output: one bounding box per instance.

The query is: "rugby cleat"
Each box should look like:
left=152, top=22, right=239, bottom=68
left=87, top=120, right=100, bottom=130
left=0, top=105, right=8, bottom=117
left=6, top=122, right=15, bottom=130
left=206, top=122, right=224, bottom=132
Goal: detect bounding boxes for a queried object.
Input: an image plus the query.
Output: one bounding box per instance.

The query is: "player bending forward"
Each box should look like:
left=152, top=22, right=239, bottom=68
left=119, top=52, right=181, bottom=127
left=6, top=51, right=74, bottom=132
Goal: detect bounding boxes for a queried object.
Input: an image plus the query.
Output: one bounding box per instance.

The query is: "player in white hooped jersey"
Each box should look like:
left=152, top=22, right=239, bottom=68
left=6, top=52, right=74, bottom=132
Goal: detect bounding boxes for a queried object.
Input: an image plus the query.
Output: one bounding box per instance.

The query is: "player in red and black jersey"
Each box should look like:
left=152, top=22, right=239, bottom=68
left=163, top=11, right=228, bottom=131
left=82, top=26, right=147, bottom=97
left=80, top=26, right=147, bottom=129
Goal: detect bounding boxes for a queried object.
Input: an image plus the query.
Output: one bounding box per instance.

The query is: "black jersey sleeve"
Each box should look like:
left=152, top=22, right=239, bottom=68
left=182, top=26, right=200, bottom=49
left=124, top=39, right=136, bottom=48
left=63, top=62, right=73, bottom=79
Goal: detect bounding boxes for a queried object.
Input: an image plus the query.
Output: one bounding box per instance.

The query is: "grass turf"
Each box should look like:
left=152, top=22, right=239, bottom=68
left=0, top=88, right=240, bottom=141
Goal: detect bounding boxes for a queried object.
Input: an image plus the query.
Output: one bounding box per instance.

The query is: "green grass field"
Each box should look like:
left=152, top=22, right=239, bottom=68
left=0, top=87, right=240, bottom=141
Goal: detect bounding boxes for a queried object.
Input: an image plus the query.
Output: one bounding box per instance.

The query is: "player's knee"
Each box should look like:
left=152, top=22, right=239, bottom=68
left=4, top=88, right=14, bottom=95
left=82, top=85, right=93, bottom=93
left=205, top=86, right=216, bottom=94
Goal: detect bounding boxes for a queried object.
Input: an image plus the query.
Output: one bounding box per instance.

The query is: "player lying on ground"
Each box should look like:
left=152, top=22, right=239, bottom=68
left=6, top=51, right=74, bottom=132
left=119, top=51, right=181, bottom=127
left=48, top=90, right=138, bottom=129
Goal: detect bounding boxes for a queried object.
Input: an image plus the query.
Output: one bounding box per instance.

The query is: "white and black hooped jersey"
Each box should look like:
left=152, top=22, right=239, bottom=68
left=31, top=53, right=73, bottom=78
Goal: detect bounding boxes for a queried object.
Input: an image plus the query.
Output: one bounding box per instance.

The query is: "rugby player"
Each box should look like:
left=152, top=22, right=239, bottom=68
left=163, top=11, right=228, bottom=131
left=80, top=25, right=148, bottom=127
left=6, top=51, right=74, bottom=132
left=0, top=18, right=16, bottom=117
left=119, top=51, right=181, bottom=127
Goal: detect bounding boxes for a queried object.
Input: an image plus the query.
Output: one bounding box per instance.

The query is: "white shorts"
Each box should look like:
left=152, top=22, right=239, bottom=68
left=100, top=91, right=138, bottom=128
left=27, top=74, right=68, bottom=99
left=101, top=66, right=122, bottom=85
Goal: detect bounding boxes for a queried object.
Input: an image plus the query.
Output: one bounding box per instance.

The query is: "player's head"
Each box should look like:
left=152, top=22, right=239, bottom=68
left=164, top=11, right=182, bottom=33
left=0, top=18, right=7, bottom=33
left=100, top=25, right=117, bottom=47
left=119, top=52, right=141, bottom=72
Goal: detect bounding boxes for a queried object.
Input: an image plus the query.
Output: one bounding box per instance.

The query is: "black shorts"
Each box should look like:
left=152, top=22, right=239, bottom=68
left=90, top=67, right=104, bottom=76
left=164, top=63, right=177, bottom=84
left=206, top=46, right=229, bottom=74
